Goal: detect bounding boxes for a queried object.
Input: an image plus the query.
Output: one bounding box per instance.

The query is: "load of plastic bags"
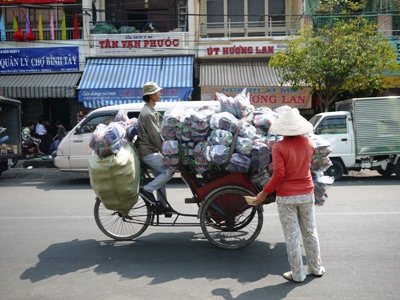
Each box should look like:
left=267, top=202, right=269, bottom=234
left=88, top=110, right=140, bottom=217
left=159, top=88, right=334, bottom=206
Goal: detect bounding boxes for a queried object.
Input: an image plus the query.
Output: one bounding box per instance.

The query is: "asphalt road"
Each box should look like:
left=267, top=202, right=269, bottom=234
left=0, top=163, right=400, bottom=300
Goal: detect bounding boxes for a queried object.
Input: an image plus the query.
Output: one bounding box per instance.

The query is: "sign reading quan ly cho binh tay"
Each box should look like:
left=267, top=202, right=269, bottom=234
left=0, top=47, right=79, bottom=74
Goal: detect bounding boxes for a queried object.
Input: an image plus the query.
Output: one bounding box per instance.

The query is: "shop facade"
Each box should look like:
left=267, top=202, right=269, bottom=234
left=0, top=46, right=83, bottom=132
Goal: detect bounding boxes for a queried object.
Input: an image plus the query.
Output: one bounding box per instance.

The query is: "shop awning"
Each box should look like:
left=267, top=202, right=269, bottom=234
left=199, top=61, right=283, bottom=86
left=0, top=73, right=82, bottom=99
left=78, top=56, right=194, bottom=108
left=199, top=61, right=312, bottom=109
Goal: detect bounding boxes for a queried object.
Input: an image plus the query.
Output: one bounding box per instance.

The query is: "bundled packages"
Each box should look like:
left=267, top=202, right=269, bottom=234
left=88, top=110, right=140, bottom=216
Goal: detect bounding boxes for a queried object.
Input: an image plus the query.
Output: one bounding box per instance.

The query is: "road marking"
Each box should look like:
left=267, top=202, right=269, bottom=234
left=264, top=212, right=400, bottom=216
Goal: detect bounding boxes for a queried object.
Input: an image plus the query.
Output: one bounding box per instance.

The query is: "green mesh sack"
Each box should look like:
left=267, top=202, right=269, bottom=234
left=89, top=143, right=140, bottom=217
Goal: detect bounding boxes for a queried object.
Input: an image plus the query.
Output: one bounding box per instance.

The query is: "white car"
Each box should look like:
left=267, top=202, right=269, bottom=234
left=54, top=101, right=220, bottom=173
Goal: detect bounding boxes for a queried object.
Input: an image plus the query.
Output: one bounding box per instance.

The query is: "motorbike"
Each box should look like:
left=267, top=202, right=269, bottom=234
left=0, top=127, right=18, bottom=176
left=22, top=139, right=39, bottom=159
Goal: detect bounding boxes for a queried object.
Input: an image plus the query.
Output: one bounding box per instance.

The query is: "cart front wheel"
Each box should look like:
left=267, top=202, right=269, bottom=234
left=94, top=196, right=151, bottom=241
left=200, top=186, right=263, bottom=250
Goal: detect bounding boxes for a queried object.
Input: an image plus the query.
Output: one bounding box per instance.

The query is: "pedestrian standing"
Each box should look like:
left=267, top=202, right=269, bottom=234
left=35, top=116, right=49, bottom=154
left=255, top=108, right=325, bottom=283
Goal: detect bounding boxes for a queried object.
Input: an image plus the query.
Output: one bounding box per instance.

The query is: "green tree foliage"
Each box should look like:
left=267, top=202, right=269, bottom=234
left=269, top=17, right=399, bottom=111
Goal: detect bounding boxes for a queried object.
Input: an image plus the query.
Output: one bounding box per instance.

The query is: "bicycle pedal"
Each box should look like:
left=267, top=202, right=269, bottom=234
left=185, top=197, right=198, bottom=204
left=164, top=212, right=173, bottom=218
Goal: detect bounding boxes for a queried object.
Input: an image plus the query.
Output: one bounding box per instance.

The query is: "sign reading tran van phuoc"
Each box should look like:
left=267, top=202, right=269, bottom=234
left=94, top=32, right=188, bottom=56
left=0, top=47, right=79, bottom=74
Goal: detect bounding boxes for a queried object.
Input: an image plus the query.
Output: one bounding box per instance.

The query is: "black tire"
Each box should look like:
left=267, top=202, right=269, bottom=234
left=199, top=186, right=263, bottom=250
left=325, top=160, right=344, bottom=181
left=395, top=162, right=400, bottom=179
left=377, top=167, right=393, bottom=178
left=11, top=156, right=18, bottom=168
left=94, top=196, right=151, bottom=241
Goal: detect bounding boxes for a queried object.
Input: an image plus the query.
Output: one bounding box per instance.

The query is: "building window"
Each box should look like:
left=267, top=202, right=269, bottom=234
left=201, top=0, right=293, bottom=37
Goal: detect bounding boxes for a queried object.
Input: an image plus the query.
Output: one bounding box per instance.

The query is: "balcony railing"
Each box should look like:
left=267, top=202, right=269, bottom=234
left=3, top=27, right=83, bottom=42
left=312, top=14, right=400, bottom=36
left=200, top=18, right=301, bottom=38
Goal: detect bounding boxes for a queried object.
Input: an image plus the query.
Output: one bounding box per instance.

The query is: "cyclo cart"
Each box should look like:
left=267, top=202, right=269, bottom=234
left=93, top=163, right=275, bottom=250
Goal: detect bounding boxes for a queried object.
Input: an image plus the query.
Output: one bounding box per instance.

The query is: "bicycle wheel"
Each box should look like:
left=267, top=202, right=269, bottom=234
left=94, top=196, right=151, bottom=241
left=200, top=186, right=263, bottom=250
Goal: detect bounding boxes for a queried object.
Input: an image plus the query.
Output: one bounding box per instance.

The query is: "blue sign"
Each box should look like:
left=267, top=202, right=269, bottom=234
left=78, top=87, right=192, bottom=103
left=0, top=46, right=79, bottom=74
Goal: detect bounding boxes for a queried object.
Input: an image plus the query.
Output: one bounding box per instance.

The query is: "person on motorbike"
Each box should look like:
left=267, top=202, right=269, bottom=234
left=22, top=122, right=43, bottom=156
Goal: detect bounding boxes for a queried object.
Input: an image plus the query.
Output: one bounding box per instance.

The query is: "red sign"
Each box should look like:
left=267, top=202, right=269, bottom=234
left=0, top=0, right=76, bottom=4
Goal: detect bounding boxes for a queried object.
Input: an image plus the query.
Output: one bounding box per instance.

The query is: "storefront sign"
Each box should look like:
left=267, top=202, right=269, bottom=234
left=0, top=0, right=75, bottom=3
left=78, top=87, right=192, bottom=103
left=198, top=42, right=286, bottom=58
left=94, top=32, right=188, bottom=56
left=201, top=86, right=312, bottom=109
left=0, top=47, right=79, bottom=74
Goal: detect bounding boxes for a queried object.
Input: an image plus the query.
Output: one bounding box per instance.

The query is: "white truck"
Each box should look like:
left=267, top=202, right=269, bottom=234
left=309, top=97, right=400, bottom=181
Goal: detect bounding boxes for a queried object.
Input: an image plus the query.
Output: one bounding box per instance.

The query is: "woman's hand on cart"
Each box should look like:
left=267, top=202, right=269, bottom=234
left=255, top=190, right=268, bottom=205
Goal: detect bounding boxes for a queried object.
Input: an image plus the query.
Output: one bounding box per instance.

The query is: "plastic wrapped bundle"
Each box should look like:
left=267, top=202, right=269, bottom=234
left=210, top=112, right=239, bottom=134
left=233, top=89, right=251, bottom=118
left=250, top=168, right=271, bottom=189
left=89, top=143, right=140, bottom=217
left=191, top=128, right=210, bottom=142
left=194, top=141, right=208, bottom=164
left=251, top=142, right=270, bottom=171
left=163, top=155, right=180, bottom=172
left=175, top=125, right=192, bottom=142
left=206, top=145, right=229, bottom=165
left=126, top=118, right=138, bottom=141
left=252, top=110, right=277, bottom=132
left=226, top=153, right=251, bottom=173
left=89, top=122, right=127, bottom=158
left=234, top=136, right=252, bottom=156
left=163, top=106, right=185, bottom=127
left=266, top=134, right=283, bottom=150
left=208, top=129, right=233, bottom=146
left=238, top=122, right=257, bottom=140
left=161, top=123, right=177, bottom=140
left=161, top=140, right=180, bottom=156
left=190, top=108, right=214, bottom=131
left=313, top=172, right=334, bottom=206
left=311, top=155, right=332, bottom=172
left=195, top=162, right=211, bottom=174
left=216, top=92, right=237, bottom=116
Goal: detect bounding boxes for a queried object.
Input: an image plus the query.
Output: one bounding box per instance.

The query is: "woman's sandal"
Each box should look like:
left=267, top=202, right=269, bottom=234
left=282, top=271, right=302, bottom=283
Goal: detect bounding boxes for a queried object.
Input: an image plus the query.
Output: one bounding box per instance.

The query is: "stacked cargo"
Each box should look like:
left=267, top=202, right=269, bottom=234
left=161, top=89, right=334, bottom=205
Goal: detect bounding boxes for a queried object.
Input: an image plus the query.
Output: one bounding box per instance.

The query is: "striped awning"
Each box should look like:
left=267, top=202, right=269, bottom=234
left=78, top=56, right=194, bottom=108
left=0, top=73, right=82, bottom=99
left=199, top=61, right=284, bottom=86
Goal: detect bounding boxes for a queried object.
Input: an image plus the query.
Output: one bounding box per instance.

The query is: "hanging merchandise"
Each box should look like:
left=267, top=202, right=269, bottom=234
left=0, top=13, right=6, bottom=41
left=61, top=12, right=67, bottom=40
left=22, top=10, right=35, bottom=41
left=50, top=11, right=55, bottom=40
left=73, top=11, right=79, bottom=39
left=11, top=10, right=24, bottom=41
left=38, top=13, right=43, bottom=40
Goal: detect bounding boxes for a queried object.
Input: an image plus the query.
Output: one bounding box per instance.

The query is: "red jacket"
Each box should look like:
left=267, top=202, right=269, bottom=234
left=263, top=136, right=314, bottom=196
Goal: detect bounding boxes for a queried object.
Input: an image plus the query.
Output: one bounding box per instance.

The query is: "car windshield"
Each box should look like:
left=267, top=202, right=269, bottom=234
left=309, top=115, right=321, bottom=127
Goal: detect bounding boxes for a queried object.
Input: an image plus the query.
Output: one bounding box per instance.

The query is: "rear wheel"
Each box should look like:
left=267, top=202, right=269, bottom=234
left=325, top=160, right=344, bottom=181
left=94, top=196, right=151, bottom=241
left=377, top=167, right=393, bottom=178
left=199, top=186, right=263, bottom=250
left=395, top=162, right=400, bottom=179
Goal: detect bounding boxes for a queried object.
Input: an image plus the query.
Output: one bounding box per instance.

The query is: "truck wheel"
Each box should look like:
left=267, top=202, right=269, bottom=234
left=395, top=162, right=400, bottom=179
left=377, top=167, right=393, bottom=178
left=325, top=160, right=344, bottom=181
